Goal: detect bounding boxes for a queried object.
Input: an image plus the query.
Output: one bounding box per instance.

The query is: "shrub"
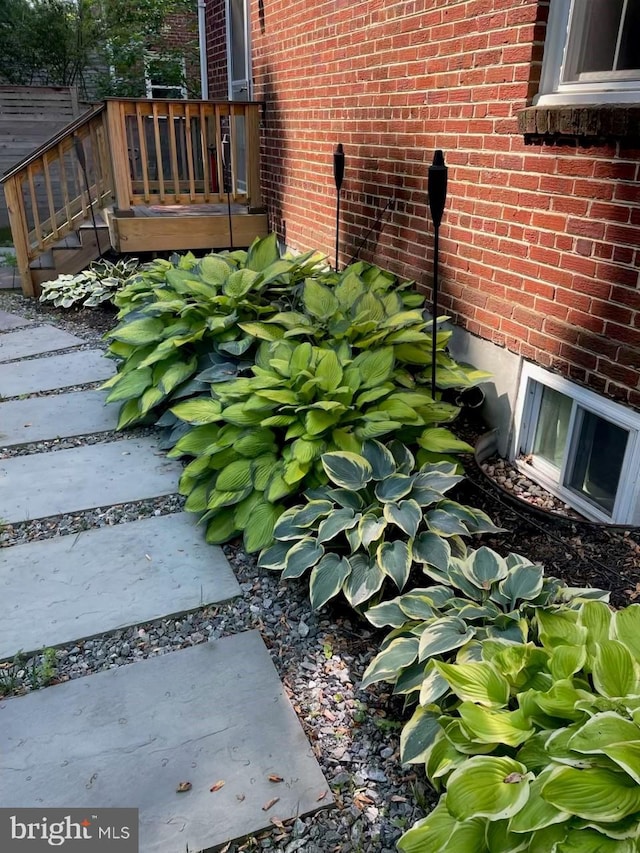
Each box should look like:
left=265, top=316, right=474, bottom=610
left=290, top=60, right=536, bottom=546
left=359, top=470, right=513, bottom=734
left=397, top=600, right=639, bottom=853
left=258, top=440, right=501, bottom=610
left=39, top=257, right=139, bottom=308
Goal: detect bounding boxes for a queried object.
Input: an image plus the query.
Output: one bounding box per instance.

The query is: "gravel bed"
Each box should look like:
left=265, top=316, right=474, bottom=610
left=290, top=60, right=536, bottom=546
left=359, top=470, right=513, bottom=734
left=0, top=290, right=114, bottom=344
left=1, top=380, right=107, bottom=402
left=0, top=426, right=157, bottom=458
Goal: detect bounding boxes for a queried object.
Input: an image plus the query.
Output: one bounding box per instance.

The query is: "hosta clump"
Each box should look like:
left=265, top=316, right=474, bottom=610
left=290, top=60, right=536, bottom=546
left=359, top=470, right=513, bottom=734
left=247, top=265, right=490, bottom=393
left=39, top=257, right=139, bottom=308
left=102, top=234, right=320, bottom=429
left=257, top=440, right=500, bottom=611
left=169, top=347, right=463, bottom=553
left=397, top=601, right=640, bottom=853
left=362, top=546, right=607, bottom=713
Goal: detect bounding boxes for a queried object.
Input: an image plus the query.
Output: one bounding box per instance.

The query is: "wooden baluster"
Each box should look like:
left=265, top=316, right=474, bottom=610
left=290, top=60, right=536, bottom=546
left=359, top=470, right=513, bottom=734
left=184, top=103, right=196, bottom=201
left=43, top=153, right=59, bottom=240
left=168, top=102, right=180, bottom=201
left=57, top=143, right=73, bottom=231
left=88, top=120, right=103, bottom=200
left=3, top=175, right=35, bottom=297
left=214, top=104, right=224, bottom=202
left=27, top=165, right=43, bottom=251
left=152, top=102, right=165, bottom=203
left=136, top=104, right=151, bottom=202
left=199, top=103, right=211, bottom=203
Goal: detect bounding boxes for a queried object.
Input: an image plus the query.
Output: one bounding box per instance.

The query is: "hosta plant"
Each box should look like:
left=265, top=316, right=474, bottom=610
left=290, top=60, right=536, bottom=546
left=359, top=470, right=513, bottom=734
left=397, top=601, right=640, bottom=853
left=102, top=234, right=320, bottom=429
left=39, top=257, right=139, bottom=308
left=258, top=440, right=500, bottom=611
left=168, top=346, right=462, bottom=553
left=361, top=546, right=607, bottom=705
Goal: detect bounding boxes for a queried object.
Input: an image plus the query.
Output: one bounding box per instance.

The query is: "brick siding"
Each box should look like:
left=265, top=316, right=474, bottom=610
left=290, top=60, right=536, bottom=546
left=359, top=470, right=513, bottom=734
left=209, top=0, right=640, bottom=407
left=205, top=0, right=229, bottom=99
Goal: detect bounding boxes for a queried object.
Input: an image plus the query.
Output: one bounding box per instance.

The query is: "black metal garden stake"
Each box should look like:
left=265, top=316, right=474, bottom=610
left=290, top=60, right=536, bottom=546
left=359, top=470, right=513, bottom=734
left=333, top=143, right=345, bottom=270
left=428, top=149, right=448, bottom=400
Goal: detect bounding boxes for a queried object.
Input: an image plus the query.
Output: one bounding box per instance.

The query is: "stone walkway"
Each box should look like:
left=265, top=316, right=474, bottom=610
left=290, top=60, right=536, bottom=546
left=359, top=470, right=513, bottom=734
left=0, top=313, right=331, bottom=851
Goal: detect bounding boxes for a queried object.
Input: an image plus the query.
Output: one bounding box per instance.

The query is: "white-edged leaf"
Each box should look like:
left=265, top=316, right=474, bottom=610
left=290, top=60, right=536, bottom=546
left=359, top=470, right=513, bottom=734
left=322, top=451, right=373, bottom=490
left=446, top=756, right=532, bottom=821
left=309, top=554, right=351, bottom=610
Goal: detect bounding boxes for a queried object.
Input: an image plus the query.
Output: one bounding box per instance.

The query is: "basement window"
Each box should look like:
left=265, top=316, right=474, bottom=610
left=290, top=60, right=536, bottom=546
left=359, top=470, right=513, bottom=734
left=513, top=364, right=640, bottom=524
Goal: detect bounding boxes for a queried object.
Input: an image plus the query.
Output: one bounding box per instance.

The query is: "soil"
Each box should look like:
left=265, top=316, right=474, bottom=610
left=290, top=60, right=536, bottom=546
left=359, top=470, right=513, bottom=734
left=454, top=410, right=640, bottom=609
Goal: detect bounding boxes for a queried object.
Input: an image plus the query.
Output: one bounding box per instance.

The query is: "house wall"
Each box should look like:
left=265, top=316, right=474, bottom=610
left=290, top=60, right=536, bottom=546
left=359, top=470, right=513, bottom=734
left=241, top=0, right=640, bottom=428
left=205, top=0, right=230, bottom=99
left=157, top=10, right=201, bottom=96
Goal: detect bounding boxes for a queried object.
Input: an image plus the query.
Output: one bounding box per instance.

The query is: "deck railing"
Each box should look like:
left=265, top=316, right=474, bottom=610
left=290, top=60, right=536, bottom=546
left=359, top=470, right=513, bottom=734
left=2, top=104, right=112, bottom=296
left=106, top=99, right=263, bottom=211
left=2, top=98, right=264, bottom=295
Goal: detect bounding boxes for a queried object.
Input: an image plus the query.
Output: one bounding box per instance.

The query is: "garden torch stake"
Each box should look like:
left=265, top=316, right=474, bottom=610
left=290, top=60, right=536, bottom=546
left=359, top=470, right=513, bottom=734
left=333, top=143, right=345, bottom=270
left=428, top=149, right=448, bottom=400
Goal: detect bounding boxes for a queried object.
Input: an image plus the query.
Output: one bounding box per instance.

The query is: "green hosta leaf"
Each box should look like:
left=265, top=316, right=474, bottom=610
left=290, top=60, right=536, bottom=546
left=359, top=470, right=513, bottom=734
left=302, top=278, right=340, bottom=320
left=292, top=438, right=325, bottom=464
left=413, top=532, right=451, bottom=573
left=352, top=347, right=395, bottom=389
left=461, top=547, right=508, bottom=591
left=105, top=367, right=152, bottom=403
left=458, top=702, right=534, bottom=747
left=396, top=800, right=458, bottom=853
left=537, top=609, right=587, bottom=649
left=315, top=350, right=343, bottom=391
left=238, top=321, right=284, bottom=341
left=343, top=554, right=385, bottom=608
left=401, top=706, right=440, bottom=764
left=233, top=491, right=265, bottom=530
left=158, top=358, right=197, bottom=395
left=550, top=645, right=587, bottom=681
left=309, top=554, right=351, bottom=610
left=375, top=474, right=415, bottom=502
left=508, top=767, right=569, bottom=833
left=116, top=398, right=143, bottom=429
left=109, top=317, right=164, bottom=345
left=419, top=660, right=449, bottom=706
left=215, top=459, right=254, bottom=491
left=377, top=540, right=412, bottom=590
left=246, top=232, right=279, bottom=270
left=426, top=509, right=470, bottom=537
left=360, top=637, right=420, bottom=689
left=418, top=428, right=473, bottom=454
left=282, top=537, right=325, bottom=579
left=613, top=605, right=640, bottom=662
left=530, top=679, right=590, bottom=722
left=592, top=640, right=638, bottom=698
left=361, top=439, right=397, bottom=479
left=183, top=483, right=209, bottom=512
left=558, top=828, right=635, bottom=853
left=206, top=488, right=248, bottom=510
left=365, top=599, right=408, bottom=629
left=569, top=712, right=640, bottom=755
left=234, top=428, right=277, bottom=459
left=541, top=765, right=640, bottom=822
left=317, top=508, right=358, bottom=543
left=383, top=499, right=422, bottom=538
left=139, top=386, right=165, bottom=415
left=322, top=451, right=373, bottom=490
left=485, top=821, right=529, bottom=853
left=418, top=617, right=476, bottom=662
left=171, top=398, right=222, bottom=424
left=199, top=254, right=231, bottom=284
left=223, top=268, right=260, bottom=298
left=601, top=741, right=640, bottom=785
left=251, top=454, right=279, bottom=490
left=446, top=756, right=532, bottom=821
left=434, top=661, right=510, bottom=708
left=243, top=501, right=282, bottom=553
left=205, top=509, right=239, bottom=544
left=579, top=600, right=613, bottom=659
left=305, top=409, right=340, bottom=435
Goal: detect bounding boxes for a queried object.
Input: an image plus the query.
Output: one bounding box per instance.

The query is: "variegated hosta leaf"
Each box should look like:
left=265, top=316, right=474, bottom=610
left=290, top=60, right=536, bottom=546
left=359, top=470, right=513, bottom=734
left=309, top=554, right=351, bottom=610
left=281, top=537, right=325, bottom=579
left=418, top=616, right=476, bottom=661
left=400, top=705, right=440, bottom=764
left=434, top=661, right=510, bottom=709
left=457, top=702, right=534, bottom=747
left=383, top=499, right=421, bottom=538
left=343, top=554, right=385, bottom=608
left=360, top=637, right=420, bottom=689
left=592, top=640, right=639, bottom=698
left=361, top=439, right=397, bottom=479
left=460, top=547, right=508, bottom=591
left=377, top=540, right=412, bottom=590
left=321, top=451, right=373, bottom=490
left=541, top=765, right=640, bottom=822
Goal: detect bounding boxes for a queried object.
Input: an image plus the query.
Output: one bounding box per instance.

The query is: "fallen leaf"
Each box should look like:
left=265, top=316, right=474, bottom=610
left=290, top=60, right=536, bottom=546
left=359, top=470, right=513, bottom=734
left=176, top=781, right=192, bottom=793
left=210, top=780, right=225, bottom=792
left=353, top=792, right=374, bottom=809
left=262, top=797, right=280, bottom=811
left=270, top=818, right=285, bottom=829
left=268, top=774, right=283, bottom=783
left=219, top=843, right=231, bottom=853
left=317, top=790, right=328, bottom=801
left=391, top=795, right=408, bottom=803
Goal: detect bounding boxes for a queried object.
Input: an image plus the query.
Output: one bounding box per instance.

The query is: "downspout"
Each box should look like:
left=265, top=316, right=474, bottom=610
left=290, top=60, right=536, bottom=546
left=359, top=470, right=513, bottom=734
left=198, top=0, right=209, bottom=99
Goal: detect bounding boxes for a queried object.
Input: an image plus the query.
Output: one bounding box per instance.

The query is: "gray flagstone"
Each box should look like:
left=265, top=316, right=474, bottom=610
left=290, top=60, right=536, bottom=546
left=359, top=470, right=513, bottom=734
left=0, top=632, right=332, bottom=853
left=0, top=389, right=119, bottom=447
left=0, top=349, right=114, bottom=398
left=0, top=310, right=33, bottom=332
left=0, top=438, right=181, bottom=523
left=0, top=513, right=240, bottom=659
left=0, top=325, right=83, bottom=362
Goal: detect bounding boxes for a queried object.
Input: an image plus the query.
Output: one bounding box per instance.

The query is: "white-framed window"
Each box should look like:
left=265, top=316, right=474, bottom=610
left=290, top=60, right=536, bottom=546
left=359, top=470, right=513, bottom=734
left=536, top=0, right=640, bottom=106
left=144, top=54, right=187, bottom=100
left=512, top=363, right=640, bottom=524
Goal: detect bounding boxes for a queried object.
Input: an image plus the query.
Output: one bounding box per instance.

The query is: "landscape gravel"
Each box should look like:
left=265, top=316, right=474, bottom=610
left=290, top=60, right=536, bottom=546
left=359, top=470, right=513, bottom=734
left=0, top=294, right=431, bottom=851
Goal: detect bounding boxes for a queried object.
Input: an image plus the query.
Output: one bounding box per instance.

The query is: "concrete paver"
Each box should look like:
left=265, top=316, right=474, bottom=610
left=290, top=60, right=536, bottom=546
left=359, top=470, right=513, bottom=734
left=0, top=632, right=332, bottom=853
left=0, top=310, right=33, bottom=331
left=0, top=325, right=83, bottom=362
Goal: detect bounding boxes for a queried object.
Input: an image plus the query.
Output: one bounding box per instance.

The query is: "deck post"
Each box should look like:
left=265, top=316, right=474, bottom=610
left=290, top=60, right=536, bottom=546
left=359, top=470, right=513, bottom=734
left=105, top=99, right=132, bottom=213
left=3, top=175, right=35, bottom=297
left=245, top=104, right=264, bottom=212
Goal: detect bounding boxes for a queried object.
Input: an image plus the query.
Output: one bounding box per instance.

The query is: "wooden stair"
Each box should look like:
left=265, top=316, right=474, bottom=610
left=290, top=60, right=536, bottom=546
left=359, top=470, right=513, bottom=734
left=29, top=214, right=111, bottom=289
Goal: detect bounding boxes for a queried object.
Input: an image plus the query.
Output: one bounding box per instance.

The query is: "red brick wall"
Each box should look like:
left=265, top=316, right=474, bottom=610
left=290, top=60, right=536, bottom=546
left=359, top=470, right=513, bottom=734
left=161, top=10, right=200, bottom=96
left=245, top=0, right=640, bottom=409
left=205, top=0, right=229, bottom=99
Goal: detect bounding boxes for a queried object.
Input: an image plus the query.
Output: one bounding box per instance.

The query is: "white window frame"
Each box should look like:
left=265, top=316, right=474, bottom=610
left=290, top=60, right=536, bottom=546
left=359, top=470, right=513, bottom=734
left=512, top=363, right=640, bottom=524
left=144, top=53, right=187, bottom=100
left=535, top=0, right=640, bottom=106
